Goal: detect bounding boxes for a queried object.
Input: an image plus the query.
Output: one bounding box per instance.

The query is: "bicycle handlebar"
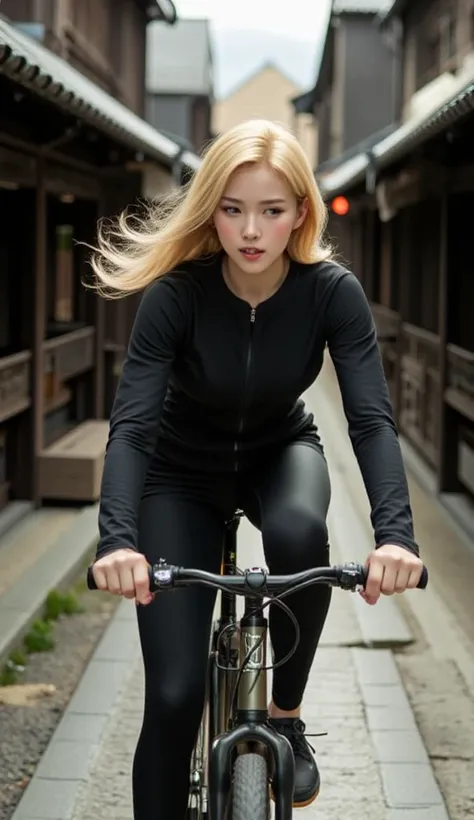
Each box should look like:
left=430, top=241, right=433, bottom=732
left=87, top=560, right=428, bottom=596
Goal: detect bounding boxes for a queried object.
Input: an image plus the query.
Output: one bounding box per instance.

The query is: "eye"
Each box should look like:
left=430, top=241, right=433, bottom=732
left=264, top=208, right=283, bottom=216
left=221, top=206, right=240, bottom=215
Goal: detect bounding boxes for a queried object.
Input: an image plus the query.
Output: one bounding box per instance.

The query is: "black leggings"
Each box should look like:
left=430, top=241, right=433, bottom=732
left=133, top=442, right=331, bottom=820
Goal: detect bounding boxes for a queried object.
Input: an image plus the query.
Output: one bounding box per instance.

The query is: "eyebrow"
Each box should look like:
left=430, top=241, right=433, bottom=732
left=220, top=196, right=287, bottom=205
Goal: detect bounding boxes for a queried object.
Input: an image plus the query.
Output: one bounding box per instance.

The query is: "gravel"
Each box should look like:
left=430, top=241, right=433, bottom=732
left=0, top=586, right=119, bottom=820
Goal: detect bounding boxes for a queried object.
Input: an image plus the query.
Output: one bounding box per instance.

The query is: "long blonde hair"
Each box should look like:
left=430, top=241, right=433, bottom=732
left=91, top=119, right=332, bottom=298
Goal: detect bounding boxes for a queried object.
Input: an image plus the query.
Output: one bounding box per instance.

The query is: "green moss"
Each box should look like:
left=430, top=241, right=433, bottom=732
left=0, top=654, right=26, bottom=686
left=60, top=591, right=84, bottom=614
left=44, top=589, right=84, bottom=621
left=0, top=661, right=20, bottom=686
left=44, top=590, right=63, bottom=621
left=24, top=620, right=55, bottom=653
left=9, top=648, right=26, bottom=667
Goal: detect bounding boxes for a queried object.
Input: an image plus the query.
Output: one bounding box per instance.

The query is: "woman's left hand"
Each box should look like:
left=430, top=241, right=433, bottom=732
left=361, top=544, right=423, bottom=606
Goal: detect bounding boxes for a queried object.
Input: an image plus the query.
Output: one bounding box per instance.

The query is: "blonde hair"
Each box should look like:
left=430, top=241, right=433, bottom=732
left=90, top=119, right=332, bottom=297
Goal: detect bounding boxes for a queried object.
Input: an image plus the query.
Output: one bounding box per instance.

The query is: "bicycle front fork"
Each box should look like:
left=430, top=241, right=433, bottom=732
left=208, top=722, right=295, bottom=820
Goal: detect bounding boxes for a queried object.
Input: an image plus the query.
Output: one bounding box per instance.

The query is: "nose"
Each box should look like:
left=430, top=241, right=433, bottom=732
left=242, top=215, right=260, bottom=241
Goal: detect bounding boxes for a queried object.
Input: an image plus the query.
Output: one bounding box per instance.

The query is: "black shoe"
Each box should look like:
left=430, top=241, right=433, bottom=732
left=268, top=717, right=322, bottom=807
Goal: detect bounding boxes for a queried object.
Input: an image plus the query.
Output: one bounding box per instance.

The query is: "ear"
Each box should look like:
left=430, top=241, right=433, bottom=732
left=293, top=197, right=308, bottom=230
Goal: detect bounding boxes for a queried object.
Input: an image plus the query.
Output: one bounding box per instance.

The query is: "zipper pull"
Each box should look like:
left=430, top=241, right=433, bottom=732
left=250, top=308, right=256, bottom=323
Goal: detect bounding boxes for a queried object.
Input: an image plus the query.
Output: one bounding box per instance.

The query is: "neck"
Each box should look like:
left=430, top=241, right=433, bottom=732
left=224, top=255, right=288, bottom=307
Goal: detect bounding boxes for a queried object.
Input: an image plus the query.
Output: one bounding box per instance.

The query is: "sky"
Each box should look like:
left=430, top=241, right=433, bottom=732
left=174, top=0, right=332, bottom=98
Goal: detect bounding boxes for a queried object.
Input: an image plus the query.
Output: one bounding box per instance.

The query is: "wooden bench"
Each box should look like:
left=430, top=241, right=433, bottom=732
left=38, top=420, right=109, bottom=502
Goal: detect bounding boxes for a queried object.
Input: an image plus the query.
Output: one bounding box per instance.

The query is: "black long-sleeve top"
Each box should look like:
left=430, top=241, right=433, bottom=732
left=97, top=255, right=418, bottom=558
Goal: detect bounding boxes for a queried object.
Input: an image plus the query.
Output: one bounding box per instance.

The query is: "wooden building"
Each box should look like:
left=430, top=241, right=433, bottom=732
left=0, top=3, right=201, bottom=514
left=317, top=0, right=474, bottom=523
left=291, top=0, right=396, bottom=170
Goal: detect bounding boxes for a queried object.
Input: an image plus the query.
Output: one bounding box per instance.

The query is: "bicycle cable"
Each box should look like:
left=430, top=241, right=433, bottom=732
left=216, top=567, right=342, bottom=676
left=213, top=569, right=305, bottom=723
left=215, top=595, right=300, bottom=675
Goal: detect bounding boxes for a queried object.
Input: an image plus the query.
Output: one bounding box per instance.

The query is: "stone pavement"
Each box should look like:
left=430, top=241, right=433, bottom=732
left=0, top=509, right=77, bottom=598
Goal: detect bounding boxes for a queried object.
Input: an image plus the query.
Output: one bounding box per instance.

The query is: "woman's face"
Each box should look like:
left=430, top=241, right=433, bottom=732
left=213, top=162, right=307, bottom=275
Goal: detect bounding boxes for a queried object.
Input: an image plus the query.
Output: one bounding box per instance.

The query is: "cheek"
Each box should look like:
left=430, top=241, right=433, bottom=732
left=217, top=222, right=234, bottom=237
left=213, top=216, right=235, bottom=243
left=272, top=217, right=294, bottom=242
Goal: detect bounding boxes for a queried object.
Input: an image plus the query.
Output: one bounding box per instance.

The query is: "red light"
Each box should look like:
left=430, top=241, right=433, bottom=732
left=331, top=196, right=350, bottom=216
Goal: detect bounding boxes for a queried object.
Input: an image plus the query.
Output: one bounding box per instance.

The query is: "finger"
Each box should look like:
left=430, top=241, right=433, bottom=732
left=394, top=567, right=410, bottom=593
left=106, top=568, right=122, bottom=596
left=380, top=564, right=398, bottom=595
left=359, top=589, right=378, bottom=606
left=93, top=565, right=108, bottom=591
left=119, top=566, right=136, bottom=599
left=365, top=557, right=384, bottom=603
left=133, top=562, right=152, bottom=605
left=407, top=564, right=423, bottom=589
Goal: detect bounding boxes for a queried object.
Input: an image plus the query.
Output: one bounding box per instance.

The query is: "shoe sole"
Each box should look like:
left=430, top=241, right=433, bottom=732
left=270, top=785, right=320, bottom=809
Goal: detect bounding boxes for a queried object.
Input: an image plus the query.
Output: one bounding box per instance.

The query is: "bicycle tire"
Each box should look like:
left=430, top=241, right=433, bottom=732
left=231, top=752, right=271, bottom=820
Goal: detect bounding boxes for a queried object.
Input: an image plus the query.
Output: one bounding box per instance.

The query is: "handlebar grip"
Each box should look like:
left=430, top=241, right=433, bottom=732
left=418, top=565, right=429, bottom=589
left=86, top=566, right=97, bottom=590
left=86, top=564, right=155, bottom=591
left=361, top=564, right=428, bottom=589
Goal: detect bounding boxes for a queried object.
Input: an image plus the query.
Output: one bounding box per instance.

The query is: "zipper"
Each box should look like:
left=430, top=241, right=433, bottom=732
left=234, top=307, right=256, bottom=471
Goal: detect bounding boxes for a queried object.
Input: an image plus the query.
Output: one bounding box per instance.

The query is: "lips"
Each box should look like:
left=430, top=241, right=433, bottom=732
left=239, top=247, right=265, bottom=260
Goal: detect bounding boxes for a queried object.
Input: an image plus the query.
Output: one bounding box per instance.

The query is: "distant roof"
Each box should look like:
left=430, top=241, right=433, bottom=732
left=221, top=61, right=300, bottom=102
left=146, top=18, right=213, bottom=96
left=333, top=0, right=392, bottom=12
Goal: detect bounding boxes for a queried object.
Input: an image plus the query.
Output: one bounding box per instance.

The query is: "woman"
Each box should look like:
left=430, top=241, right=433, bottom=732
left=91, top=119, right=422, bottom=818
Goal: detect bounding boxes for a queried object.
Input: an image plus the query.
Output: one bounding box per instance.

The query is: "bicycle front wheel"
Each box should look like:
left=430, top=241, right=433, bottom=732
left=231, top=752, right=271, bottom=820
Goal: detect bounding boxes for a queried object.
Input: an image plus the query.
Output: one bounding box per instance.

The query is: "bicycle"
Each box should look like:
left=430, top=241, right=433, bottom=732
left=87, top=510, right=428, bottom=820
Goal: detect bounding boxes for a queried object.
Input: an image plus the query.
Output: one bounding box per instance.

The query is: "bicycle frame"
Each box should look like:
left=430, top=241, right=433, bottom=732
left=194, top=511, right=295, bottom=820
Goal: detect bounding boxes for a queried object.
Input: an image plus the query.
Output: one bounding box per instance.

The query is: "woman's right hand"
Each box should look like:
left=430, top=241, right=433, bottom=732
left=92, top=548, right=153, bottom=605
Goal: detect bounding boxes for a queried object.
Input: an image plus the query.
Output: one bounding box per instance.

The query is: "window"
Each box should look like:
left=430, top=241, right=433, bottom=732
left=54, top=225, right=74, bottom=323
